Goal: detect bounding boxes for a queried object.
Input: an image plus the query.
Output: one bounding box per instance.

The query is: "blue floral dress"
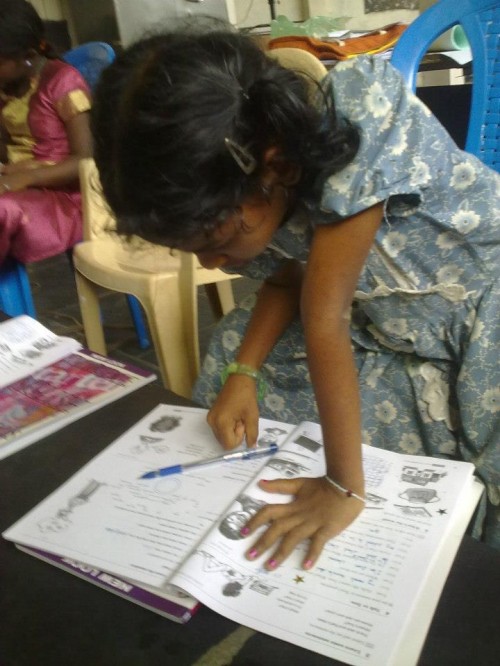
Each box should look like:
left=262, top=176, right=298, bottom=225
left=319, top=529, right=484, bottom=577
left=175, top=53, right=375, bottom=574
left=193, top=56, right=500, bottom=547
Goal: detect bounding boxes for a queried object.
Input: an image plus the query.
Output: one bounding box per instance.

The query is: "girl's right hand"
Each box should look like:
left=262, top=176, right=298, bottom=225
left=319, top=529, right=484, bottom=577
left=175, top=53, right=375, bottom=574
left=0, top=159, right=43, bottom=175
left=0, top=171, right=31, bottom=194
left=207, top=374, right=260, bottom=450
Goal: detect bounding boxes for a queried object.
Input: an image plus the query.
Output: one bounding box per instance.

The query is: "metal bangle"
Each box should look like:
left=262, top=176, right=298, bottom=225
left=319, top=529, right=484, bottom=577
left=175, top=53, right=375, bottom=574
left=324, top=475, right=365, bottom=503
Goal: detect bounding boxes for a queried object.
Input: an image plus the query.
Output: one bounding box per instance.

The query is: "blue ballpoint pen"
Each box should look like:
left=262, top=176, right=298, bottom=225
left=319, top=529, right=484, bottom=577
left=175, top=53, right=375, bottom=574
left=139, top=442, right=279, bottom=479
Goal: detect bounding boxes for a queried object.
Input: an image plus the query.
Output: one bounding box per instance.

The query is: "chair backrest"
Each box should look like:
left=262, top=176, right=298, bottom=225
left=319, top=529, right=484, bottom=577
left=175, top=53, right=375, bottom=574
left=79, top=157, right=173, bottom=261
left=267, top=47, right=328, bottom=96
left=391, top=0, right=500, bottom=172
left=78, top=158, right=117, bottom=241
left=63, top=41, right=115, bottom=91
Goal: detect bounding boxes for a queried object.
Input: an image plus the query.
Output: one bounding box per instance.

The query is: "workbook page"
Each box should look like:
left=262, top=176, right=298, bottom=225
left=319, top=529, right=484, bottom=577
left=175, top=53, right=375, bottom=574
left=171, top=421, right=478, bottom=666
left=3, top=405, right=295, bottom=589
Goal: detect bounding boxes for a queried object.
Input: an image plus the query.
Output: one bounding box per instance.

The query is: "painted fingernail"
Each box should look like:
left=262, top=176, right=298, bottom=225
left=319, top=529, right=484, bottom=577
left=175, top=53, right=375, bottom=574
left=260, top=479, right=269, bottom=484
left=267, top=559, right=277, bottom=569
left=247, top=548, right=259, bottom=560
left=303, top=559, right=313, bottom=570
left=240, top=526, right=250, bottom=536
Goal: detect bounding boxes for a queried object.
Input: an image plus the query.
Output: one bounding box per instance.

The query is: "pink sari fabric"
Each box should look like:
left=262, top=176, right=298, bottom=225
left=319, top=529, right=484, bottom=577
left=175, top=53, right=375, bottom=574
left=0, top=60, right=91, bottom=264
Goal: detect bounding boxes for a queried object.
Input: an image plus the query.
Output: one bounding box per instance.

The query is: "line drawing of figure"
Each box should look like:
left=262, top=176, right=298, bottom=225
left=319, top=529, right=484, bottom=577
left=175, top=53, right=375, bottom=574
left=257, top=427, right=288, bottom=446
left=365, top=491, right=387, bottom=506
left=149, top=415, right=182, bottom=433
left=248, top=579, right=278, bottom=596
left=400, top=465, right=447, bottom=486
left=265, top=456, right=309, bottom=478
left=21, top=348, right=42, bottom=360
left=130, top=434, right=169, bottom=455
left=393, top=505, right=432, bottom=518
left=37, top=479, right=105, bottom=533
left=195, top=550, right=277, bottom=598
left=292, top=434, right=322, bottom=453
left=399, top=487, right=440, bottom=504
left=140, top=435, right=163, bottom=444
left=33, top=337, right=57, bottom=351
left=218, top=495, right=266, bottom=540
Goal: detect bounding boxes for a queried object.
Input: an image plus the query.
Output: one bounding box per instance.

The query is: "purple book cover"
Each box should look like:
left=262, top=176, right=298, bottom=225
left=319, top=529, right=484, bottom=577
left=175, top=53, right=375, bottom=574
left=17, top=544, right=199, bottom=624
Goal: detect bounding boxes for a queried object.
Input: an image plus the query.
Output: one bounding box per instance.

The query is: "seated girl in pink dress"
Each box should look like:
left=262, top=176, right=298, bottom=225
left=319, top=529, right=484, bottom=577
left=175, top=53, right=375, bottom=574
left=0, top=0, right=92, bottom=265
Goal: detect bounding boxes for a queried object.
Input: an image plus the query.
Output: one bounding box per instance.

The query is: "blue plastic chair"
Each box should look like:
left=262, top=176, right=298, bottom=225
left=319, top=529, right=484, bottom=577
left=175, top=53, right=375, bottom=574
left=0, top=42, right=150, bottom=348
left=62, top=42, right=116, bottom=89
left=391, top=0, right=500, bottom=173
left=0, top=257, right=36, bottom=317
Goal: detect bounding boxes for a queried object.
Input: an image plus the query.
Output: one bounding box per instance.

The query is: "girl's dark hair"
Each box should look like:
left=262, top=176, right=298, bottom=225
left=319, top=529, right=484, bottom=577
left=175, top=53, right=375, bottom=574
left=0, top=0, right=57, bottom=59
left=91, top=24, right=359, bottom=244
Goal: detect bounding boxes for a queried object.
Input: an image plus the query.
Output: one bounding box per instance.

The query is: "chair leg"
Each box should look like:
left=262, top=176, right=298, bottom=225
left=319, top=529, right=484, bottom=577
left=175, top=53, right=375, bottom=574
left=65, top=248, right=75, bottom=270
left=126, top=295, right=151, bottom=350
left=205, top=281, right=236, bottom=318
left=143, top=276, right=195, bottom=398
left=179, top=258, right=201, bottom=381
left=0, top=258, right=36, bottom=317
left=217, top=280, right=236, bottom=314
left=204, top=284, right=224, bottom=319
left=74, top=269, right=107, bottom=355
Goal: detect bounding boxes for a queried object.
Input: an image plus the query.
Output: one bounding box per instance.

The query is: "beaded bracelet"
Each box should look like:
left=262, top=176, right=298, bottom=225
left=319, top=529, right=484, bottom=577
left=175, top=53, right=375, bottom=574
left=221, top=362, right=267, bottom=401
left=324, top=475, right=365, bottom=504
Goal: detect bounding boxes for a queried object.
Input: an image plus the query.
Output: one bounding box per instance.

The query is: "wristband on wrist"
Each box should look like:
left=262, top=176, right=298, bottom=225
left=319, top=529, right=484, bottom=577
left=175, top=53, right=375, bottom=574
left=324, top=475, right=365, bottom=504
left=221, top=362, right=267, bottom=400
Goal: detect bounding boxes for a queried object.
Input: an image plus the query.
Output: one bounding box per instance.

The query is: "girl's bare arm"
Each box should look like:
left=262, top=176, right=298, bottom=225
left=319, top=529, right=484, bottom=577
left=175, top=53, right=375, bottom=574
left=0, top=111, right=92, bottom=192
left=207, top=259, right=304, bottom=448
left=243, top=203, right=384, bottom=569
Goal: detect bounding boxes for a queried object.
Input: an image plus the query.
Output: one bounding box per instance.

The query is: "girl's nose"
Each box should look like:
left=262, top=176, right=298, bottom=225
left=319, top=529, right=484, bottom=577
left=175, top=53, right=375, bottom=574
left=196, top=253, right=228, bottom=270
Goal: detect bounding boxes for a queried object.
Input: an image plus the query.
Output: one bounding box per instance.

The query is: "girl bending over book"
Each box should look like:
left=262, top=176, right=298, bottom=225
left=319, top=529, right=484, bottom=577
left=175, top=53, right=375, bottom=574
left=90, top=26, right=500, bottom=567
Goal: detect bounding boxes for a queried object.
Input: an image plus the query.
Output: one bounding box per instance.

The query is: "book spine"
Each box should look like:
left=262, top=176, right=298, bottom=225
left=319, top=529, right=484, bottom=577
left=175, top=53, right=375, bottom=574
left=20, top=545, right=196, bottom=623
left=77, top=349, right=155, bottom=379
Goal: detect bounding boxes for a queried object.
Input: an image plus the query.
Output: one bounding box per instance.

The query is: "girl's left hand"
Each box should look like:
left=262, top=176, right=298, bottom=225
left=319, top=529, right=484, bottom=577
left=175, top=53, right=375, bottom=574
left=242, top=476, right=364, bottom=570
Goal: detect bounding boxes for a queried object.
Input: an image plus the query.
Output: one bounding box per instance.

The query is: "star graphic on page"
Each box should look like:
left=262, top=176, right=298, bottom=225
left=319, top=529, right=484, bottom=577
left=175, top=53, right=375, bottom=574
left=294, top=575, right=305, bottom=584
left=437, top=508, right=448, bottom=515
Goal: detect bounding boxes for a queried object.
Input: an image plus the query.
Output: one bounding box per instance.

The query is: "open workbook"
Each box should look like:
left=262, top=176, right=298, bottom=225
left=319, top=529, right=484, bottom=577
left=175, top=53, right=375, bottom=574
left=3, top=405, right=483, bottom=665
left=0, top=315, right=155, bottom=460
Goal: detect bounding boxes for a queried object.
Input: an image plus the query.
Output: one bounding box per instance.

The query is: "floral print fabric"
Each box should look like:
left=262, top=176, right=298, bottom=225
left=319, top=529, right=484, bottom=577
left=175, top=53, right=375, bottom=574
left=193, top=56, right=500, bottom=547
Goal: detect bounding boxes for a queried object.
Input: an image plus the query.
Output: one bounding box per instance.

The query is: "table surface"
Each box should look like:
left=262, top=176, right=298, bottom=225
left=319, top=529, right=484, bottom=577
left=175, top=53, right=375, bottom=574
left=1, top=382, right=499, bottom=666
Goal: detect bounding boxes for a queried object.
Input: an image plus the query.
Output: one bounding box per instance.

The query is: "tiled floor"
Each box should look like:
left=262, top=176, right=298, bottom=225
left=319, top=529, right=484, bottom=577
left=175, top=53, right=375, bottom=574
left=26, top=253, right=258, bottom=387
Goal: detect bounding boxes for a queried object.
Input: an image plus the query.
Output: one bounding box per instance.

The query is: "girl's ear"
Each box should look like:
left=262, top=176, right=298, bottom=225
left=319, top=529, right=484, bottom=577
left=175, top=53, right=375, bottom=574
left=261, top=146, right=301, bottom=188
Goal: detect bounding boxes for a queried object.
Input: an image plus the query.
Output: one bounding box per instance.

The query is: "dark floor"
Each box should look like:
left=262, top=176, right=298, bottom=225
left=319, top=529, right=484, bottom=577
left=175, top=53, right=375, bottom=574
left=27, top=253, right=258, bottom=386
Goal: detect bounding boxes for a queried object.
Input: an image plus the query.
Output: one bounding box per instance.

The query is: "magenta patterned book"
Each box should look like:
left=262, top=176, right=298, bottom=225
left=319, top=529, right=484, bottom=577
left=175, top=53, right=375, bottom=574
left=0, top=316, right=156, bottom=459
